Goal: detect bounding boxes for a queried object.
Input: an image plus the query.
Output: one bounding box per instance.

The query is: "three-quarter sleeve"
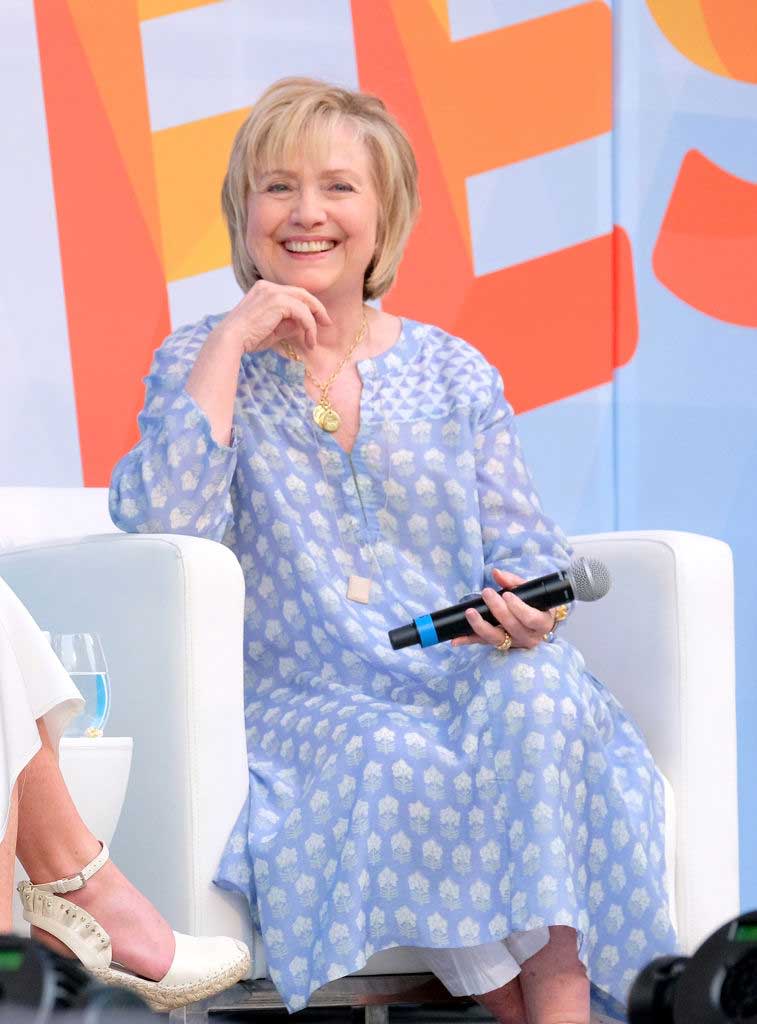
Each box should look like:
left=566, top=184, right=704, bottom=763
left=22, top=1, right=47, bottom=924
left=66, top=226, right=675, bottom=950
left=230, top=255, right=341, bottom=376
left=109, top=320, right=240, bottom=540
left=473, top=364, right=573, bottom=593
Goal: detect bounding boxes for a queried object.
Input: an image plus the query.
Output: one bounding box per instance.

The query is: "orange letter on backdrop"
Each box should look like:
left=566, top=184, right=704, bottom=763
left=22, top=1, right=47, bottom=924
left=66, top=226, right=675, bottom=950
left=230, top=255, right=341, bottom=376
left=34, top=1, right=170, bottom=486
left=351, top=0, right=638, bottom=413
left=654, top=149, right=757, bottom=327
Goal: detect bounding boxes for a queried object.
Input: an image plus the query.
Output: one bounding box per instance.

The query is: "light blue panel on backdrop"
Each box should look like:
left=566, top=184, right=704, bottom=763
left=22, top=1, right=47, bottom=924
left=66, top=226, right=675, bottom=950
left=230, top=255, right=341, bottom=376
left=168, top=266, right=243, bottom=332
left=516, top=383, right=615, bottom=539
left=467, top=134, right=612, bottom=275
left=141, top=0, right=358, bottom=132
left=447, top=0, right=609, bottom=41
left=614, top=0, right=757, bottom=909
left=0, top=1, right=82, bottom=486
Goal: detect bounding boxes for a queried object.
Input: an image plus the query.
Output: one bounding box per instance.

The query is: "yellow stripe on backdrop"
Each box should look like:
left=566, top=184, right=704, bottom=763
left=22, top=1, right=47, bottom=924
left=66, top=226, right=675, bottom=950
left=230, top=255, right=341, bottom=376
left=152, top=107, right=250, bottom=282
left=647, top=0, right=757, bottom=82
left=646, top=0, right=728, bottom=77
left=425, top=0, right=450, bottom=37
left=138, top=0, right=221, bottom=21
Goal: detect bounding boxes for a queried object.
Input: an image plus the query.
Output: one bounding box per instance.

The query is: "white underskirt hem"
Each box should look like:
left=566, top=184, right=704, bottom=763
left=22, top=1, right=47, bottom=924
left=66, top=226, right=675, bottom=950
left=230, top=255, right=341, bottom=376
left=414, top=926, right=551, bottom=996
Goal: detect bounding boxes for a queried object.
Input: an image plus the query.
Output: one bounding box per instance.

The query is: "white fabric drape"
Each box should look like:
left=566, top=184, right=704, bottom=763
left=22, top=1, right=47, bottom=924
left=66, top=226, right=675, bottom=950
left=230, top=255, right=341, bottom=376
left=0, top=575, right=83, bottom=843
left=414, top=927, right=550, bottom=995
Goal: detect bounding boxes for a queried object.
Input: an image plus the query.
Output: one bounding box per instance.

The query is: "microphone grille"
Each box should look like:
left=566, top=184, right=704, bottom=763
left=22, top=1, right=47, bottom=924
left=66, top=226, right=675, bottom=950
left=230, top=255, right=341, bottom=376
left=568, top=556, right=612, bottom=602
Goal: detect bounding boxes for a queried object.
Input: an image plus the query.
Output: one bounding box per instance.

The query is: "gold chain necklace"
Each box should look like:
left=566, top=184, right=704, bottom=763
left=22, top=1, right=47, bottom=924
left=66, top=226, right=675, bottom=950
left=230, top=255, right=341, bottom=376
left=281, top=310, right=368, bottom=433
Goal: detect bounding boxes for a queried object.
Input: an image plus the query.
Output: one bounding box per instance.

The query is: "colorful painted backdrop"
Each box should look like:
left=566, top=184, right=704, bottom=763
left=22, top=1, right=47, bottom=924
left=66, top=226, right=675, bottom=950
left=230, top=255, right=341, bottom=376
left=1, top=1, right=756, bottom=906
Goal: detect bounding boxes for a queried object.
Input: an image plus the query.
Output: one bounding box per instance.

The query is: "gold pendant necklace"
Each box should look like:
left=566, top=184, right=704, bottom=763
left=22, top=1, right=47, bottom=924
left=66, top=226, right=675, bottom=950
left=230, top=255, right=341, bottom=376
left=282, top=311, right=368, bottom=433
left=313, top=401, right=340, bottom=433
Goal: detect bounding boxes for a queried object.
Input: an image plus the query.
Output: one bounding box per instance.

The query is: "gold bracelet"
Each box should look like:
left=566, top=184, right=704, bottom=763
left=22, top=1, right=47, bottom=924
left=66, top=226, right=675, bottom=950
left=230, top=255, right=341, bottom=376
left=543, top=604, right=569, bottom=642
left=552, top=604, right=569, bottom=626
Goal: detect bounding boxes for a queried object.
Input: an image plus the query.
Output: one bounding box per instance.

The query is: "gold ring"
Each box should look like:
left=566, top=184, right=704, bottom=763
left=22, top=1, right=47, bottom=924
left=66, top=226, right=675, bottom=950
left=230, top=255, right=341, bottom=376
left=494, top=630, right=512, bottom=652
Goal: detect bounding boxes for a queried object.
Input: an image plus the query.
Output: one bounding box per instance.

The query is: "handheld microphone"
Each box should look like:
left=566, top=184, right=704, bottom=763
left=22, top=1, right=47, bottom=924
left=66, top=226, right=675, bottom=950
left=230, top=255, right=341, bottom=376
left=388, top=556, right=611, bottom=650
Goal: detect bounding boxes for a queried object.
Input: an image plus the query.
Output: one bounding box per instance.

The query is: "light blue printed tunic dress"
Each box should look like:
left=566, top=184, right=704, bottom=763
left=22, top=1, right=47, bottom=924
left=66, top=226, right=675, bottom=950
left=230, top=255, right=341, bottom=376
left=109, top=314, right=677, bottom=1014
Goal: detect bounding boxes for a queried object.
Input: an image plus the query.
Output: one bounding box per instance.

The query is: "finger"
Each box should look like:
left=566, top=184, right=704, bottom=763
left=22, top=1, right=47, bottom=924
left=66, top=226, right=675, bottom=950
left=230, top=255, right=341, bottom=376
left=274, top=316, right=307, bottom=351
left=275, top=317, right=306, bottom=345
left=491, top=567, right=526, bottom=588
left=451, top=634, right=483, bottom=647
left=284, top=286, right=332, bottom=326
left=464, top=602, right=517, bottom=647
left=481, top=586, right=521, bottom=628
left=279, top=300, right=318, bottom=349
left=502, top=591, right=554, bottom=636
left=479, top=588, right=541, bottom=649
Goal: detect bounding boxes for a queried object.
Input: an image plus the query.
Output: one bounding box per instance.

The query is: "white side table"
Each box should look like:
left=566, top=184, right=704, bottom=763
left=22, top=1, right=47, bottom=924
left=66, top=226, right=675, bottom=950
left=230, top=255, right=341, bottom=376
left=58, top=736, right=133, bottom=844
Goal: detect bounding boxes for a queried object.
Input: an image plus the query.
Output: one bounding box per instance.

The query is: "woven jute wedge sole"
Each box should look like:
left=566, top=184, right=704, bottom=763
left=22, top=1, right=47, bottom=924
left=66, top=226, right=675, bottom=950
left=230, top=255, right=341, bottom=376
left=87, top=946, right=251, bottom=1011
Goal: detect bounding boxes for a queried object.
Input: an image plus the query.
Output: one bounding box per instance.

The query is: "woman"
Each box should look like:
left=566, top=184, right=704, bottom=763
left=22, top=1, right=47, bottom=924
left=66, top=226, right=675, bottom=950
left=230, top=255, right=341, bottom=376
left=110, top=77, right=676, bottom=1022
left=0, top=576, right=250, bottom=1011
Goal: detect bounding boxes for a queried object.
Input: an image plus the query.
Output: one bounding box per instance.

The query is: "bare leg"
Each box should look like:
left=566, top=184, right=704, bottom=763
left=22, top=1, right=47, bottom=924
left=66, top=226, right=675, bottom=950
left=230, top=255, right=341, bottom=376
left=14, top=719, right=175, bottom=980
left=472, top=974, right=528, bottom=1023
left=0, top=781, right=19, bottom=931
left=518, top=926, right=589, bottom=1024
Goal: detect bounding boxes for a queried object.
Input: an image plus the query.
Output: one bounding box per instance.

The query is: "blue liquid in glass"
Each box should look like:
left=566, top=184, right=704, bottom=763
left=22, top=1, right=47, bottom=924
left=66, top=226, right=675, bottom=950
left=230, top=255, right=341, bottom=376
left=67, top=672, right=111, bottom=738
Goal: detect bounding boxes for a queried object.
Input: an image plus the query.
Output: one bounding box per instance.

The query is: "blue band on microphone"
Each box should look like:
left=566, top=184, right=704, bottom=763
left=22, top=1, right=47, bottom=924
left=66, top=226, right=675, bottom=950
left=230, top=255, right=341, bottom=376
left=414, top=615, right=438, bottom=648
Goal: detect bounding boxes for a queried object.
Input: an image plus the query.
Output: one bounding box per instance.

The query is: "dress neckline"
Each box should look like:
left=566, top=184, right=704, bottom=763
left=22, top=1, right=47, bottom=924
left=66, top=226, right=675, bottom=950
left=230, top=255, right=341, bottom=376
left=248, top=316, right=419, bottom=382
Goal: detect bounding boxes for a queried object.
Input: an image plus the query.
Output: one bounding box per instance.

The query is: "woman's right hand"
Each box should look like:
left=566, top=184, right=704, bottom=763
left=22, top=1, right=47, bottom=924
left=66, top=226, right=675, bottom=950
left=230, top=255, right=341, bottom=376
left=186, top=280, right=331, bottom=447
left=216, top=279, right=332, bottom=356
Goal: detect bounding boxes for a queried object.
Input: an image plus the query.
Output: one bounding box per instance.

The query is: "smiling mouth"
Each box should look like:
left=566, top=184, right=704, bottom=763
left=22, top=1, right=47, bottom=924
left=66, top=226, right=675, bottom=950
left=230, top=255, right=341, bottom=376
left=283, top=240, right=337, bottom=253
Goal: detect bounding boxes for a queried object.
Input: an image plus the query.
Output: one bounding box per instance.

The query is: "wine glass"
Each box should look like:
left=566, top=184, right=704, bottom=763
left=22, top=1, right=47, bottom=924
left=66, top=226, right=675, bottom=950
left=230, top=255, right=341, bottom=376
left=51, top=633, right=112, bottom=738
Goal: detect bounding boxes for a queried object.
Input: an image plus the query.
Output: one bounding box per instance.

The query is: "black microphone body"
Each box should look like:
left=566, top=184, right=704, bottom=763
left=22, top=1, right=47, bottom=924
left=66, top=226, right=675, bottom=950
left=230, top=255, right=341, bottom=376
left=389, top=570, right=575, bottom=650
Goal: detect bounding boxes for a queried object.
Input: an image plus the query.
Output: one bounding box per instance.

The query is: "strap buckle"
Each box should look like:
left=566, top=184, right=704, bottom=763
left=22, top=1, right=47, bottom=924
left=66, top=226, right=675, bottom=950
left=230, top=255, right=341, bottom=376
left=54, top=870, right=87, bottom=894
left=33, top=842, right=109, bottom=895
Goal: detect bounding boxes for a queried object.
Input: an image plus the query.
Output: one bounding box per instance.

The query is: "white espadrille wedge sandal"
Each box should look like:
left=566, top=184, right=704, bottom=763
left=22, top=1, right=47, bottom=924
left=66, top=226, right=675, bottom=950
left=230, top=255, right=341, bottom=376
left=17, top=841, right=251, bottom=1012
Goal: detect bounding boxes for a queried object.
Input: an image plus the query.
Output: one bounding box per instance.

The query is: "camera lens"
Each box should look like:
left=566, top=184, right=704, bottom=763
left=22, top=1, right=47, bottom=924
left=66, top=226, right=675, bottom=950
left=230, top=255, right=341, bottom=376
left=628, top=955, right=688, bottom=1024
left=720, top=948, right=757, bottom=1022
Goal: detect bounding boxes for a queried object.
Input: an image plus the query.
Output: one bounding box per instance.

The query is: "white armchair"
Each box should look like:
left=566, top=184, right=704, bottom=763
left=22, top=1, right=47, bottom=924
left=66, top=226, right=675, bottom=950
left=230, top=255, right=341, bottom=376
left=0, top=488, right=739, bottom=1008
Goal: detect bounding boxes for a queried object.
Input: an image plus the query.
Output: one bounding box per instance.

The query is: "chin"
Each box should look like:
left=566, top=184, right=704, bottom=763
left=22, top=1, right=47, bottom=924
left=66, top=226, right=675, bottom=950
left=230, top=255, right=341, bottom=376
left=283, top=272, right=344, bottom=296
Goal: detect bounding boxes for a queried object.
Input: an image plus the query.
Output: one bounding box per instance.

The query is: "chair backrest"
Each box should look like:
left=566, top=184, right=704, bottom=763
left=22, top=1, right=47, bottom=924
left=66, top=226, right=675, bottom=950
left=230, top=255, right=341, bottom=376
left=0, top=486, right=117, bottom=552
left=563, top=530, right=733, bottom=791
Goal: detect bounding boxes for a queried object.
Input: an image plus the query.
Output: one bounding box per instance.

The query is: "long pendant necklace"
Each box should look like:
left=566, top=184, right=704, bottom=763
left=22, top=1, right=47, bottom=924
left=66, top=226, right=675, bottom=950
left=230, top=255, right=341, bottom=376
left=281, top=311, right=368, bottom=434
left=308, top=342, right=392, bottom=604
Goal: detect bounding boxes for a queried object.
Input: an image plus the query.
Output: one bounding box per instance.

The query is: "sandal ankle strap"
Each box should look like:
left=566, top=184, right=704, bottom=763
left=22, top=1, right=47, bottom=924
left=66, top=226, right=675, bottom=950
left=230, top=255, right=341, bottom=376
left=32, top=841, right=110, bottom=895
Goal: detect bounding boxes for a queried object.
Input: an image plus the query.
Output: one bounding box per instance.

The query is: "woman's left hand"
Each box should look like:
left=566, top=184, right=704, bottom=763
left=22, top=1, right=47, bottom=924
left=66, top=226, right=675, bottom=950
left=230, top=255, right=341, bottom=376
left=450, top=567, right=555, bottom=650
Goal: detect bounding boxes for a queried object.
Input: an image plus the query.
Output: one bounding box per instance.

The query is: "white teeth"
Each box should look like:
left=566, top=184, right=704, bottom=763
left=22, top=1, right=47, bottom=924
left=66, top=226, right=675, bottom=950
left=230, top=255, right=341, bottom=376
left=284, top=240, right=336, bottom=253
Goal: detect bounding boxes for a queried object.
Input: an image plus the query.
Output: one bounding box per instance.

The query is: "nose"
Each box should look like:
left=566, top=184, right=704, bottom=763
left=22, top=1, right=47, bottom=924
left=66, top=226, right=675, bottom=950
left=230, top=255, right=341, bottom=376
left=290, top=185, right=326, bottom=229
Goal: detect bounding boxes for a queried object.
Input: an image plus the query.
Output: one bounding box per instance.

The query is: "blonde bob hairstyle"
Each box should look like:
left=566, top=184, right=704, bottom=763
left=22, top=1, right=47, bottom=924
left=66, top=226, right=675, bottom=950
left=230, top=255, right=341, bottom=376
left=221, top=77, right=420, bottom=300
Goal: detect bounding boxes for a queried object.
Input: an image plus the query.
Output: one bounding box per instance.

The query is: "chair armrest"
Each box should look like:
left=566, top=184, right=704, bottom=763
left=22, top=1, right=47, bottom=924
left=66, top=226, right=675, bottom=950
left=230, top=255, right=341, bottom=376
left=565, top=530, right=738, bottom=953
left=0, top=533, right=251, bottom=944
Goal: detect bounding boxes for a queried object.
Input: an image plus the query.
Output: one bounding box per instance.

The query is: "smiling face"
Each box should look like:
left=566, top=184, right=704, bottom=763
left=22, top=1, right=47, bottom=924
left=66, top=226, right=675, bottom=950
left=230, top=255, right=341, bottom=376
left=245, top=120, right=380, bottom=302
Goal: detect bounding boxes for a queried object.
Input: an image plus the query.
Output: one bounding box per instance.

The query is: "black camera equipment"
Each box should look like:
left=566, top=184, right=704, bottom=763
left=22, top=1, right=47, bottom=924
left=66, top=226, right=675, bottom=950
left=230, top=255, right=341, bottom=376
left=0, top=936, right=154, bottom=1022
left=629, top=910, right=757, bottom=1023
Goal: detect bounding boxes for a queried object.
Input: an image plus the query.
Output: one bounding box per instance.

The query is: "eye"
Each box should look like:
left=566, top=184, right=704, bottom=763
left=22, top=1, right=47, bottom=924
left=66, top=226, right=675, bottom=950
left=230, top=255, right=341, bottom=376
left=329, top=182, right=355, bottom=193
left=266, top=182, right=291, bottom=193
